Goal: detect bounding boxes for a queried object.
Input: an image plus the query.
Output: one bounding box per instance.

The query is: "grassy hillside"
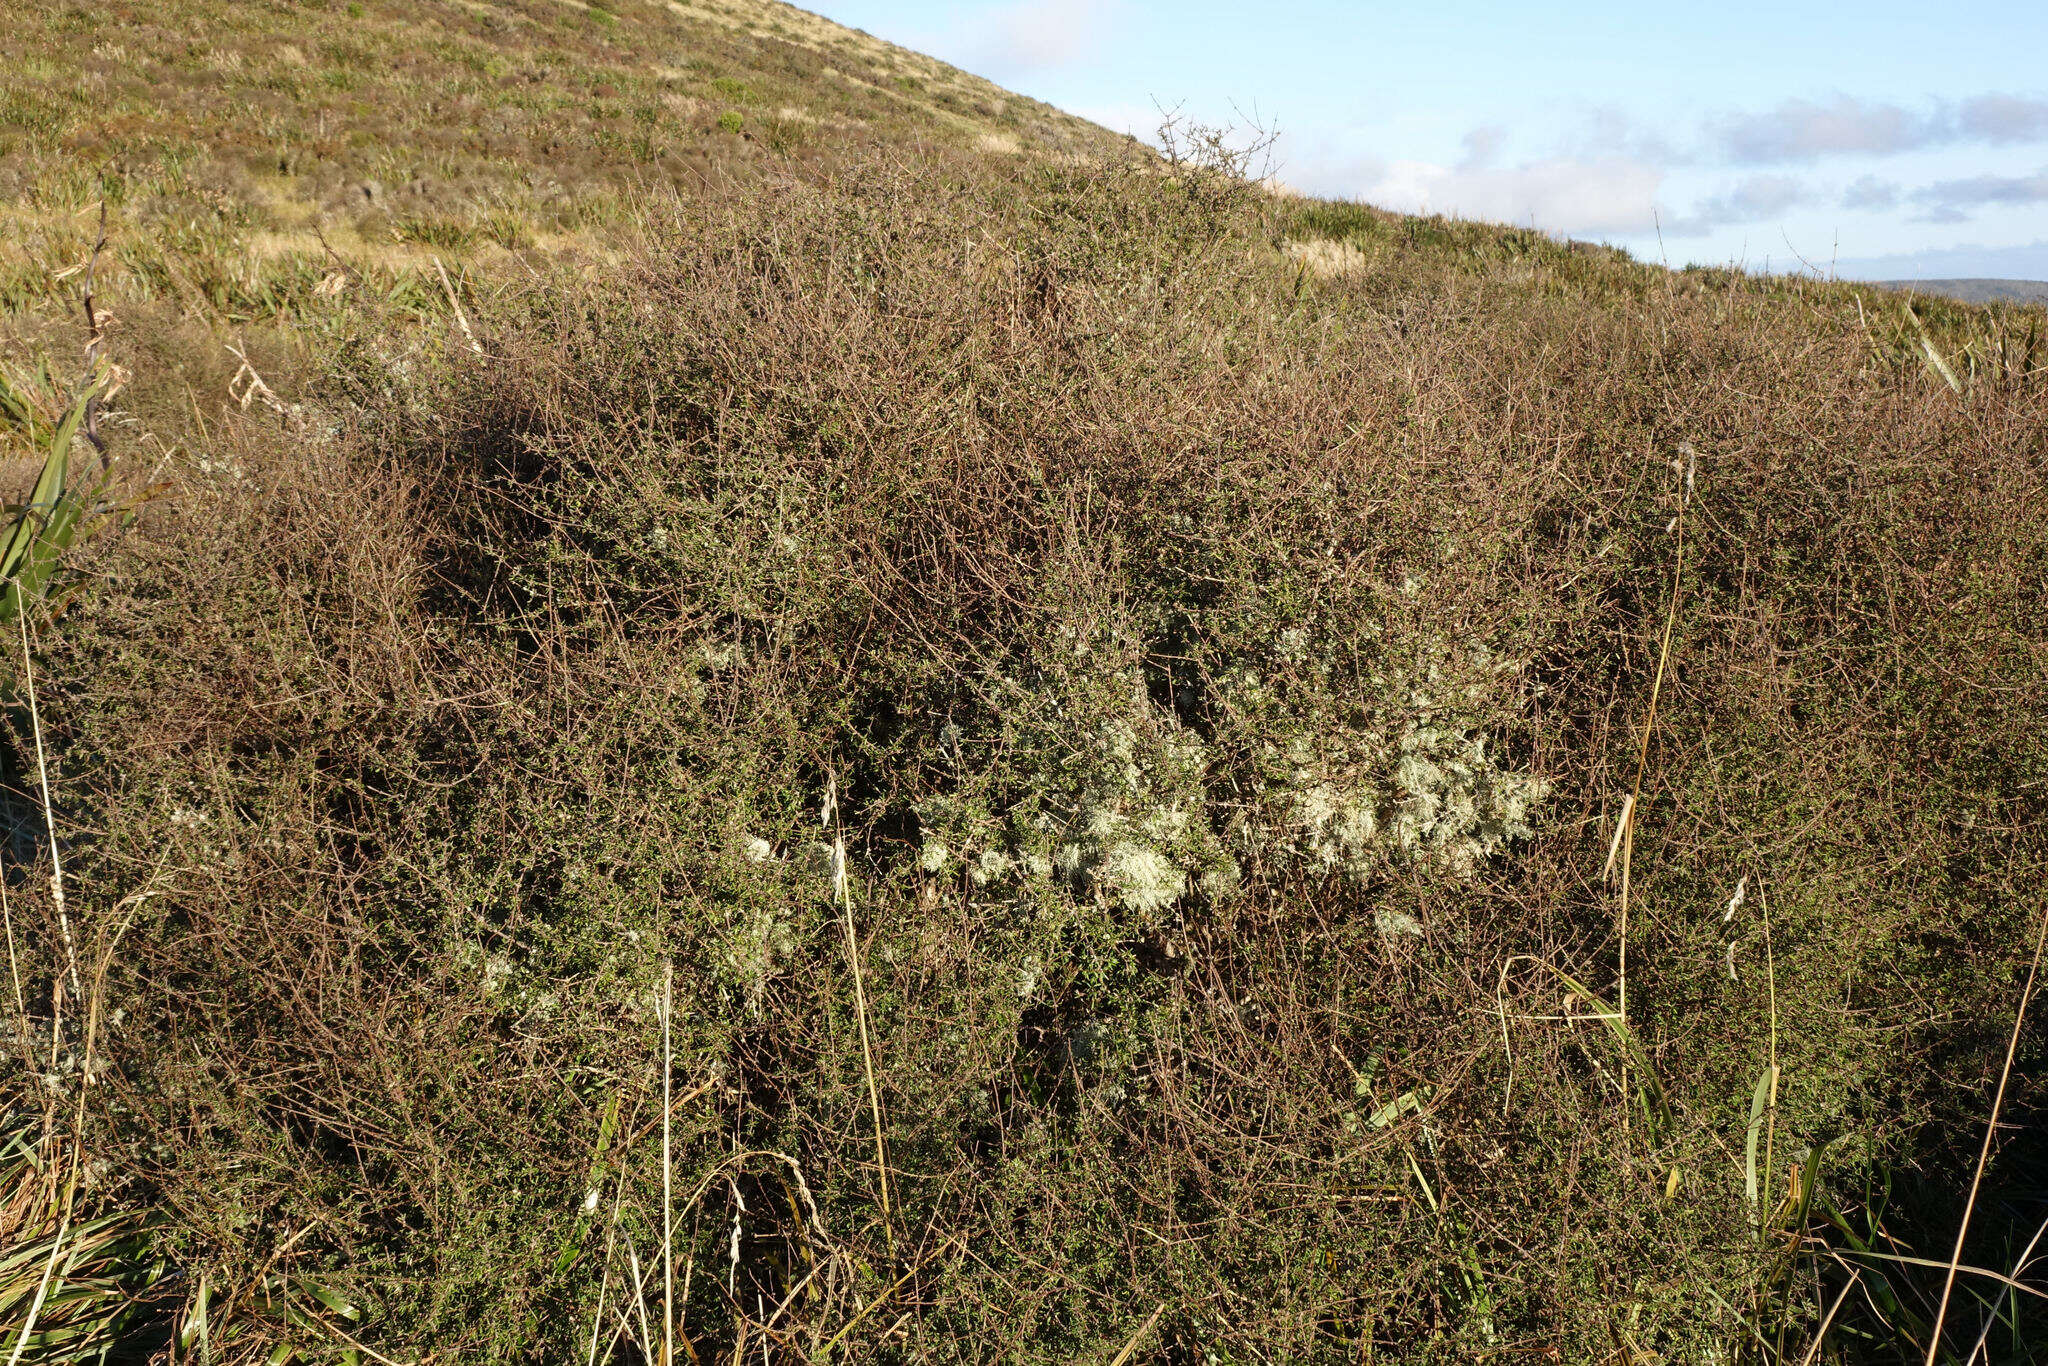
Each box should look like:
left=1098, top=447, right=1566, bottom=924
left=1878, top=279, right=2048, bottom=307
left=0, top=0, right=1115, bottom=303
left=0, top=0, right=1127, bottom=483
left=4, top=5, right=2048, bottom=1365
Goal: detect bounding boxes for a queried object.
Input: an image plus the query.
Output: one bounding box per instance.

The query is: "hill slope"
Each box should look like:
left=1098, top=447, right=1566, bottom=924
left=1877, top=277, right=2048, bottom=305
left=0, top=0, right=1125, bottom=320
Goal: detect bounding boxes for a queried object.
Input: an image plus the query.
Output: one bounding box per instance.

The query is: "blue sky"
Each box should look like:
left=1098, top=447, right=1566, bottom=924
left=813, top=0, right=2048, bottom=280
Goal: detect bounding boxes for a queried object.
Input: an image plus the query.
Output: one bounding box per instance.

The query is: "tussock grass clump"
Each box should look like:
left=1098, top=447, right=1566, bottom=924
left=6, top=146, right=2047, bottom=1362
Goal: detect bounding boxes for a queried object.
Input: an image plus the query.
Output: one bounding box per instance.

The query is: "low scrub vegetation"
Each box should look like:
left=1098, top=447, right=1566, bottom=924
left=2, top=9, right=2047, bottom=1357
left=1, top=141, right=2042, bottom=1361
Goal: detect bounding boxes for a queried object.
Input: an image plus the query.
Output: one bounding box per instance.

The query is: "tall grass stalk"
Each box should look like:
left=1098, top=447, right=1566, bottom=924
left=1108, top=1303, right=1166, bottom=1366
left=627, top=1240, right=655, bottom=1361
left=1747, top=880, right=1786, bottom=1361
left=661, top=963, right=675, bottom=1366
left=1923, top=891, right=2048, bottom=1361
left=587, top=1156, right=629, bottom=1366
left=2, top=862, right=22, bottom=1025
left=828, top=774, right=892, bottom=1246
left=5, top=617, right=76, bottom=1366
left=16, top=615, right=77, bottom=1004
left=1616, top=448, right=1694, bottom=1124
left=1762, top=881, right=1780, bottom=1244
left=1798, top=1274, right=1858, bottom=1366
left=432, top=256, right=483, bottom=356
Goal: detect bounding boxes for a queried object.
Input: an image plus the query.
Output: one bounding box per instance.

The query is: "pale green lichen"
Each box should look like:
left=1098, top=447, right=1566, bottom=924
left=915, top=675, right=1233, bottom=920
left=1278, top=717, right=1546, bottom=881
left=1044, top=682, right=1232, bottom=918
left=1225, top=623, right=1548, bottom=882
left=1375, top=908, right=1424, bottom=937
left=1088, top=839, right=1187, bottom=913
left=910, top=620, right=1540, bottom=911
left=970, top=848, right=1011, bottom=885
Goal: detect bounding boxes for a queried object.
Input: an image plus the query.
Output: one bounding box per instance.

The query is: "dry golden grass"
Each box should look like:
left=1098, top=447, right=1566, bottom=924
left=1284, top=235, right=1370, bottom=277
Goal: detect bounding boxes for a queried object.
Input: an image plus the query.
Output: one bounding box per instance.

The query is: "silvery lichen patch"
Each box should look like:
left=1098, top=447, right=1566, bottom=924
left=1047, top=691, right=1234, bottom=918
left=1212, top=620, right=1548, bottom=883
left=1273, top=721, right=1547, bottom=879
left=916, top=664, right=1244, bottom=922
left=912, top=619, right=1547, bottom=914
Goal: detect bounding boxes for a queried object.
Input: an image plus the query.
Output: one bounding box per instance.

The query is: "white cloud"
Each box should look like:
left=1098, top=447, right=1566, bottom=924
left=1347, top=157, right=1664, bottom=238
left=1707, top=93, right=2048, bottom=164
left=1915, top=165, right=2048, bottom=211
left=958, top=0, right=1116, bottom=78
left=1458, top=125, right=1507, bottom=170
left=1955, top=95, right=2048, bottom=145
left=1711, top=96, right=1932, bottom=164
left=1833, top=238, right=2048, bottom=282
left=1542, top=93, right=2048, bottom=172
left=1562, top=105, right=1687, bottom=166
left=1840, top=175, right=1899, bottom=211
left=1663, top=174, right=1815, bottom=237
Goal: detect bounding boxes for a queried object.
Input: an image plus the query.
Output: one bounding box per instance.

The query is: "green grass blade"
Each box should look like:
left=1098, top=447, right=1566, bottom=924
left=1744, top=1067, right=1771, bottom=1219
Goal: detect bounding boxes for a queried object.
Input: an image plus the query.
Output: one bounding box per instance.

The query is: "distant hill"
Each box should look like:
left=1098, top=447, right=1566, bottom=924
left=1874, top=278, right=2048, bottom=306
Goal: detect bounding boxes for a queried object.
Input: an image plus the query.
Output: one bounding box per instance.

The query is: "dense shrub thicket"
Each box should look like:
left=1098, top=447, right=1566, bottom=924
left=12, top=152, right=2048, bottom=1360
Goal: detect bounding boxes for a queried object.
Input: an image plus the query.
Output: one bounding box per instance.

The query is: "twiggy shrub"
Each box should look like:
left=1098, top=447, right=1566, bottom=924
left=16, top=150, right=2048, bottom=1362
